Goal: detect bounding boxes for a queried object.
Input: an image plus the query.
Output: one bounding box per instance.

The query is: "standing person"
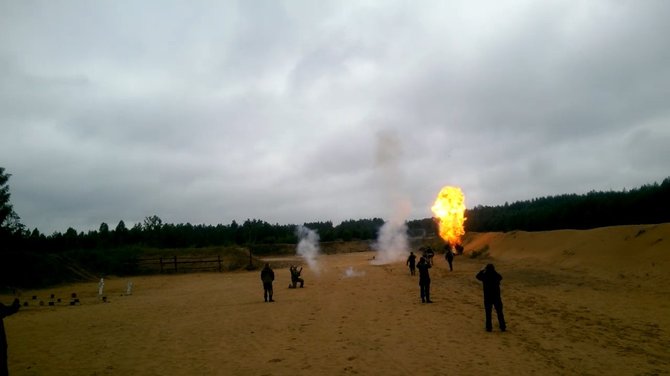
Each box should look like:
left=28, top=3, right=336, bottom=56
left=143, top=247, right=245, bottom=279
left=445, top=245, right=455, bottom=271
left=260, top=263, right=275, bottom=302
left=476, top=264, right=506, bottom=332
left=1, top=298, right=20, bottom=376
left=416, top=257, right=432, bottom=303
left=406, top=251, right=417, bottom=276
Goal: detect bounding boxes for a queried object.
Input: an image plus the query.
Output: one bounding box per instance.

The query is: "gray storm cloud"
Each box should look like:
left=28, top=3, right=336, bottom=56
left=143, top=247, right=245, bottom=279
left=1, top=1, right=669, bottom=233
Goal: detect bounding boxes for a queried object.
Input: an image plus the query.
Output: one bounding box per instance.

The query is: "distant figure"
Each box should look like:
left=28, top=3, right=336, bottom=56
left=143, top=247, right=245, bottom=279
left=476, top=264, right=506, bottom=332
left=455, top=244, right=464, bottom=255
left=1, top=298, right=20, bottom=376
left=445, top=245, right=455, bottom=271
left=289, top=265, right=304, bottom=288
left=416, top=257, right=432, bottom=303
left=424, top=247, right=435, bottom=266
left=260, top=263, right=275, bottom=302
left=406, top=252, right=417, bottom=276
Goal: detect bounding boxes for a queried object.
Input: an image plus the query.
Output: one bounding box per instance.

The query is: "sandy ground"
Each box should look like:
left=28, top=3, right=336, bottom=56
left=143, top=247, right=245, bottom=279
left=2, top=223, right=669, bottom=375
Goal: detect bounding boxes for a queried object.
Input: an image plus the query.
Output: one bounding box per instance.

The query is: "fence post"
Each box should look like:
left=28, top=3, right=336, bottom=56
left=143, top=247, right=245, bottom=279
left=160, top=257, right=163, bottom=273
left=174, top=255, right=178, bottom=273
left=218, top=255, right=222, bottom=272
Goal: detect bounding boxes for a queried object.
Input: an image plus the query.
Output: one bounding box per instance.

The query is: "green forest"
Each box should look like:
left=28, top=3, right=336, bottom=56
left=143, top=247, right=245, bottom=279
left=2, top=166, right=669, bottom=287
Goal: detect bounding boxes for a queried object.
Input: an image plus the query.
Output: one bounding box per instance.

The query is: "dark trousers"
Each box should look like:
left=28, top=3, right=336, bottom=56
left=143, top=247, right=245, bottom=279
left=263, top=282, right=273, bottom=301
left=1, top=347, right=8, bottom=376
left=447, top=259, right=453, bottom=271
left=484, top=299, right=506, bottom=330
left=420, top=282, right=431, bottom=302
left=409, top=265, right=415, bottom=275
left=290, top=277, right=304, bottom=288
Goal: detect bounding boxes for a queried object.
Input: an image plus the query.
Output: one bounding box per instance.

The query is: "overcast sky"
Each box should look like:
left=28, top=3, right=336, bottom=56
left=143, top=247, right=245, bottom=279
left=1, top=0, right=669, bottom=234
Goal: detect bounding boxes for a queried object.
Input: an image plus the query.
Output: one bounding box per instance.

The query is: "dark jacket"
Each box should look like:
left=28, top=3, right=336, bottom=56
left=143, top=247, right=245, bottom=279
left=260, top=267, right=275, bottom=284
left=406, top=254, right=416, bottom=266
left=476, top=266, right=503, bottom=302
left=1, top=298, right=20, bottom=350
left=290, top=267, right=302, bottom=282
left=417, top=260, right=431, bottom=284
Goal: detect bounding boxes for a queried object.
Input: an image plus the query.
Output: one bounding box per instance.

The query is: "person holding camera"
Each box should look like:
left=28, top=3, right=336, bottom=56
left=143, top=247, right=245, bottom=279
left=416, top=256, right=432, bottom=303
left=1, top=297, right=20, bottom=376
left=476, top=263, right=506, bottom=332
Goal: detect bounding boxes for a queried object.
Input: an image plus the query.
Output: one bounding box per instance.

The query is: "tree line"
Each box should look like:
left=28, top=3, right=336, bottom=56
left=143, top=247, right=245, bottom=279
left=2, top=168, right=669, bottom=254
left=465, top=177, right=670, bottom=232
left=2, top=167, right=669, bottom=287
left=13, top=216, right=388, bottom=254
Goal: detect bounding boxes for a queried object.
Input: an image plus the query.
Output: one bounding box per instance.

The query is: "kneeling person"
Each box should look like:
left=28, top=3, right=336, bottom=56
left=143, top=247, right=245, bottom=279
left=289, top=265, right=304, bottom=288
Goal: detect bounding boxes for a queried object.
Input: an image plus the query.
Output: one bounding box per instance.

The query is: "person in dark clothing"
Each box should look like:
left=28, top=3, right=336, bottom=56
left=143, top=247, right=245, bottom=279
left=416, top=257, right=432, bottom=303
left=445, top=245, right=455, bottom=271
left=476, top=264, right=506, bottom=332
left=424, top=247, right=435, bottom=266
left=406, top=252, right=417, bottom=276
left=1, top=298, right=20, bottom=376
left=289, top=265, right=304, bottom=288
left=260, top=263, right=275, bottom=302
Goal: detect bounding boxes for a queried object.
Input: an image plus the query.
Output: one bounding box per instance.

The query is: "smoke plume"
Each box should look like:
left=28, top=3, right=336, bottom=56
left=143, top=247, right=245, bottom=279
left=343, top=266, right=366, bottom=278
left=371, top=130, right=410, bottom=264
left=372, top=209, right=410, bottom=264
left=296, top=225, right=321, bottom=273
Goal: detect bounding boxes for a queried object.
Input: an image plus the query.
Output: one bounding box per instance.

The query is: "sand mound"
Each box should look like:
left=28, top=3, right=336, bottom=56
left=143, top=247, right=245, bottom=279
left=2, top=224, right=669, bottom=375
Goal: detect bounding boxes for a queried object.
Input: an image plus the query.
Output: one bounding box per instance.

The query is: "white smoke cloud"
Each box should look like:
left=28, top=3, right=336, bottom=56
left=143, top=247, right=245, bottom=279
left=372, top=209, right=410, bottom=264
left=295, top=225, right=321, bottom=273
left=342, top=266, right=366, bottom=278
left=371, top=130, right=411, bottom=264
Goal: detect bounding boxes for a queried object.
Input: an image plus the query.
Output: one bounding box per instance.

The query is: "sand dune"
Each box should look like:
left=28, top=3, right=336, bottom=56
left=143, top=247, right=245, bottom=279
left=2, top=224, right=669, bottom=375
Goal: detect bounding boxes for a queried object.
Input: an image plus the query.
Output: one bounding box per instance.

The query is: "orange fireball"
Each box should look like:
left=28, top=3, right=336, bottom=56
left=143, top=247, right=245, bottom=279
left=431, top=186, right=467, bottom=247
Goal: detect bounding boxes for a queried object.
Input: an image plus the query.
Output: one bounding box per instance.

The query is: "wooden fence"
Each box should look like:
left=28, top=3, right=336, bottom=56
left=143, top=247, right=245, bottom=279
left=135, top=255, right=223, bottom=273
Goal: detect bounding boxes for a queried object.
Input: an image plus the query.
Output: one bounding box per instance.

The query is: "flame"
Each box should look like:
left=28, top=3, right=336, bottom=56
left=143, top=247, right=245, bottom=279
left=430, top=186, right=467, bottom=246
